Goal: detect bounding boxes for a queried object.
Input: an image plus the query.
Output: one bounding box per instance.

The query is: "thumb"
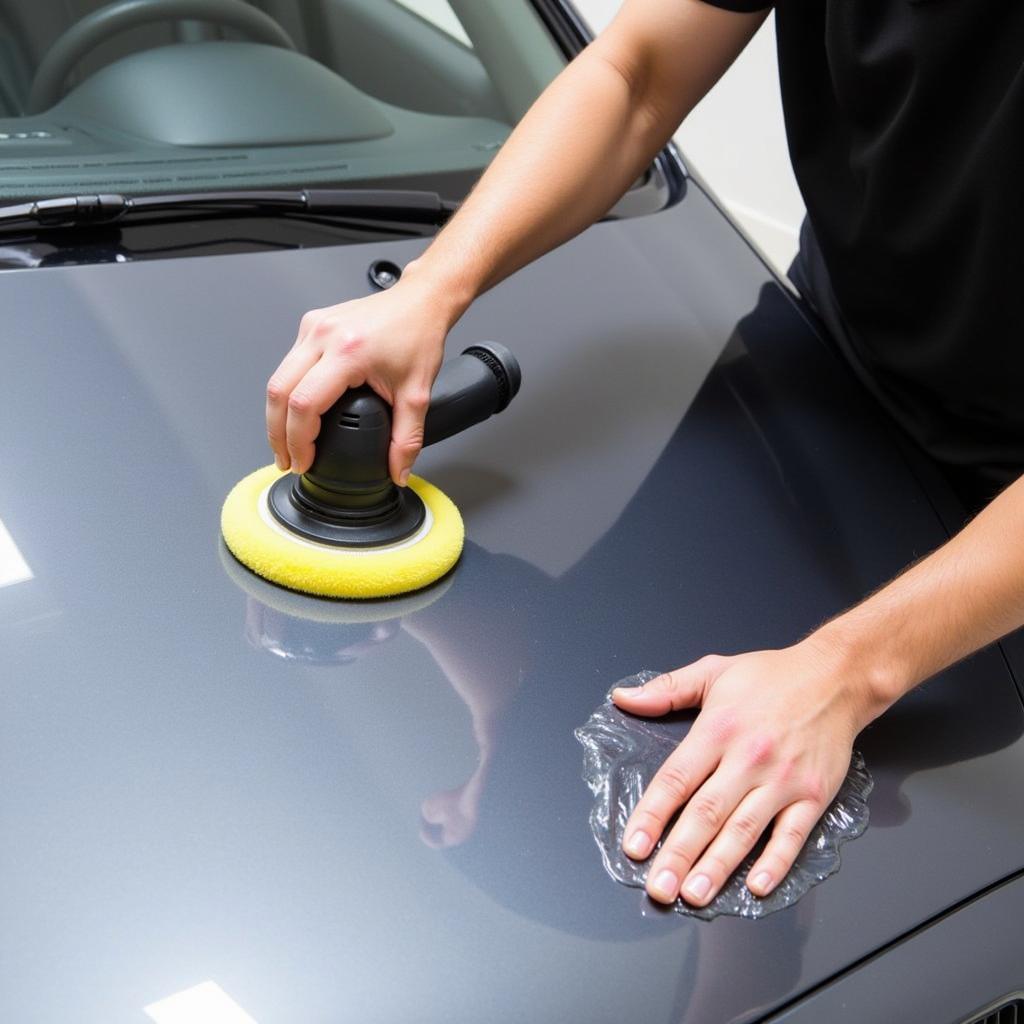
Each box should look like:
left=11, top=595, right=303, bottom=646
left=611, top=655, right=727, bottom=717
left=388, top=386, right=430, bottom=486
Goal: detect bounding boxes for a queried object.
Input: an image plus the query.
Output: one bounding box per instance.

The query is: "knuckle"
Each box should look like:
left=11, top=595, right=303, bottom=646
left=395, top=438, right=423, bottom=456
left=728, top=811, right=763, bottom=844
left=403, top=387, right=431, bottom=413
left=266, top=378, right=286, bottom=404
left=653, top=763, right=692, bottom=802
left=698, top=852, right=731, bottom=881
left=800, top=776, right=826, bottom=805
left=759, top=851, right=791, bottom=879
left=695, top=653, right=728, bottom=679
left=312, top=318, right=334, bottom=340
left=288, top=391, right=313, bottom=415
left=395, top=424, right=425, bottom=449
left=662, top=840, right=696, bottom=873
left=745, top=736, right=775, bottom=770
left=777, top=823, right=808, bottom=851
left=338, top=332, right=364, bottom=356
left=689, top=793, right=725, bottom=831
left=705, top=710, right=738, bottom=744
left=630, top=805, right=668, bottom=835
left=653, top=671, right=682, bottom=695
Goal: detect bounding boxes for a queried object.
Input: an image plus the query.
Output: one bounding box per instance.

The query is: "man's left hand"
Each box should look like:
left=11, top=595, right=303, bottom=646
left=612, top=641, right=876, bottom=907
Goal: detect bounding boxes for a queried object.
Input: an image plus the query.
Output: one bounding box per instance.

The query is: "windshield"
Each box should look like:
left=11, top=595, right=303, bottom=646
left=0, top=0, right=565, bottom=202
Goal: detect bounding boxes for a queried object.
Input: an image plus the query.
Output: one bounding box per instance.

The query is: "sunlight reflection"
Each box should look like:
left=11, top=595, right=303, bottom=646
left=143, top=980, right=257, bottom=1024
left=0, top=517, right=32, bottom=588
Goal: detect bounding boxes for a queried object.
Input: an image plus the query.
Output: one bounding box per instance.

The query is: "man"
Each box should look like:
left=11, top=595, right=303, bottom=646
left=264, top=1, right=1024, bottom=910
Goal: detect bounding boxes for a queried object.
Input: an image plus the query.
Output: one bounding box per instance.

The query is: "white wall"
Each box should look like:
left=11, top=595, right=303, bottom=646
left=574, top=1, right=804, bottom=274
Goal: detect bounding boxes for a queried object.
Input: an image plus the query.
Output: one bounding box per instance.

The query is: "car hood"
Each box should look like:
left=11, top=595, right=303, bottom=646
left=2, top=186, right=1023, bottom=1024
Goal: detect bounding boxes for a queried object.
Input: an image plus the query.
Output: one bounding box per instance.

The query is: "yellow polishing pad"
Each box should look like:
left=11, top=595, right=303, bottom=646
left=217, top=535, right=454, bottom=623
left=221, top=465, right=464, bottom=599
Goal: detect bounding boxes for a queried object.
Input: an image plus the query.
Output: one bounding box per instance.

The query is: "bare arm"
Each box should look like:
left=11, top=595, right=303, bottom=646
left=613, top=475, right=1024, bottom=907
left=404, top=0, right=769, bottom=311
left=265, top=0, right=767, bottom=482
left=822, top=474, right=1024, bottom=709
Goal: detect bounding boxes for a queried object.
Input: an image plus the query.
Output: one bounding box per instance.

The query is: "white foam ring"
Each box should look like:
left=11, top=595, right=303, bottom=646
left=257, top=483, right=434, bottom=556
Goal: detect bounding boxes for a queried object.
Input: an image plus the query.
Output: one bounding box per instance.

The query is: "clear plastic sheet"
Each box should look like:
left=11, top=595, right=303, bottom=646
left=575, top=670, right=874, bottom=920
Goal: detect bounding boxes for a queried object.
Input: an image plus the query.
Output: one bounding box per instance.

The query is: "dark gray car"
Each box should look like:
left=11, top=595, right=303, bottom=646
left=1, top=2, right=1023, bottom=1021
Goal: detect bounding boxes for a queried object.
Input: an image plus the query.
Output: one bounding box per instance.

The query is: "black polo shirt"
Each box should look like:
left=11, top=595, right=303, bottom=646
left=701, top=0, right=1024, bottom=511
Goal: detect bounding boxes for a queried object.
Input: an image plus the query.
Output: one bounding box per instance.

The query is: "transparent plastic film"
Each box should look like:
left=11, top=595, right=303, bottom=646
left=575, top=671, right=873, bottom=921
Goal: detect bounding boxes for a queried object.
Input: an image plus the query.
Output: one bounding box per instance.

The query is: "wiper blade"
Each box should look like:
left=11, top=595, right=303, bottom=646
left=0, top=189, right=456, bottom=231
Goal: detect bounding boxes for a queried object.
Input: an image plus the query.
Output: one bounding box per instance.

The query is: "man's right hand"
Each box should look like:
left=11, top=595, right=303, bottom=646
left=265, top=266, right=452, bottom=485
left=265, top=0, right=766, bottom=486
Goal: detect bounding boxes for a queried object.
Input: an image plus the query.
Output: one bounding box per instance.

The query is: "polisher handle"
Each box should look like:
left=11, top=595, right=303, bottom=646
left=302, top=344, right=520, bottom=509
left=423, top=342, right=522, bottom=448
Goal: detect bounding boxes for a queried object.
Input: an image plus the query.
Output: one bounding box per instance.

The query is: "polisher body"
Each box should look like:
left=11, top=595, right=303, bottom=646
left=220, top=343, right=518, bottom=599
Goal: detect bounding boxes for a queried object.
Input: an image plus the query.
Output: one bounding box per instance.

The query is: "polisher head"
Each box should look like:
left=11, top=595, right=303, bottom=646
left=220, top=344, right=518, bottom=599
left=220, top=466, right=464, bottom=599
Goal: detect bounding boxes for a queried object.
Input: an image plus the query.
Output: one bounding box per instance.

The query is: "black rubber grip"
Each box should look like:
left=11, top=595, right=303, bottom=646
left=422, top=342, right=521, bottom=448
left=301, top=343, right=521, bottom=516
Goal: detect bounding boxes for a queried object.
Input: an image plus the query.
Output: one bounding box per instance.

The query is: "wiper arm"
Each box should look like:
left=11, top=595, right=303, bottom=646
left=0, top=189, right=456, bottom=231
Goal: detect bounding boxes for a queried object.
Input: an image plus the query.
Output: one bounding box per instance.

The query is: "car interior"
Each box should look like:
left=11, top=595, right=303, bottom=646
left=0, top=0, right=565, bottom=198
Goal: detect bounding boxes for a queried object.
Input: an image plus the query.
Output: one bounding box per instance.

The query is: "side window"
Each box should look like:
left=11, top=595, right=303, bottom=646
left=319, top=0, right=501, bottom=121
left=390, top=0, right=472, bottom=47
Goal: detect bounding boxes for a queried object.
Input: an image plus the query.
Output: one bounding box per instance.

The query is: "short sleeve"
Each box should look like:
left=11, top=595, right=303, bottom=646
left=698, top=0, right=774, bottom=11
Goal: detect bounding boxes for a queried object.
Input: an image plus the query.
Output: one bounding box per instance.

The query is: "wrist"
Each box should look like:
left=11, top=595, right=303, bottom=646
left=398, top=256, right=479, bottom=329
left=796, top=620, right=911, bottom=732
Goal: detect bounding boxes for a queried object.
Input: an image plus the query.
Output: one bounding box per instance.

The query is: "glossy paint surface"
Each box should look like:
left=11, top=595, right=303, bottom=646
left=2, top=184, right=1023, bottom=1023
left=772, top=871, right=1024, bottom=1022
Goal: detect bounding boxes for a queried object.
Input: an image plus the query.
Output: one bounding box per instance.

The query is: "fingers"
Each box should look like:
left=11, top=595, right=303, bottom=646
left=745, top=799, right=821, bottom=898
left=388, top=385, right=431, bottom=486
left=678, top=786, right=779, bottom=906
left=622, top=732, right=719, bottom=863
left=641, top=771, right=750, bottom=904
left=284, top=356, right=356, bottom=474
left=269, top=293, right=447, bottom=477
left=612, top=655, right=727, bottom=717
left=266, top=342, right=320, bottom=470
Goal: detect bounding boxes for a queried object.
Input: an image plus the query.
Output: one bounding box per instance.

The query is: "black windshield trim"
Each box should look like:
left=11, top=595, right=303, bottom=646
left=0, top=188, right=457, bottom=233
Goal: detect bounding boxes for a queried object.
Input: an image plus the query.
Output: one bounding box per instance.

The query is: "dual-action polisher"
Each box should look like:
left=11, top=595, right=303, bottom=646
left=221, top=343, right=520, bottom=599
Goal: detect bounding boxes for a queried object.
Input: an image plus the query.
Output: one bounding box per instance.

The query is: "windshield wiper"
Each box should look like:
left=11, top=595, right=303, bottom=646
left=0, top=189, right=457, bottom=231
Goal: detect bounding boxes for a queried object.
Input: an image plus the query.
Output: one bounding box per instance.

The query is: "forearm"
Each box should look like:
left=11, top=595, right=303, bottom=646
left=403, top=50, right=661, bottom=318
left=402, top=0, right=767, bottom=323
left=814, top=475, right=1024, bottom=723
left=611, top=474, right=1024, bottom=905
